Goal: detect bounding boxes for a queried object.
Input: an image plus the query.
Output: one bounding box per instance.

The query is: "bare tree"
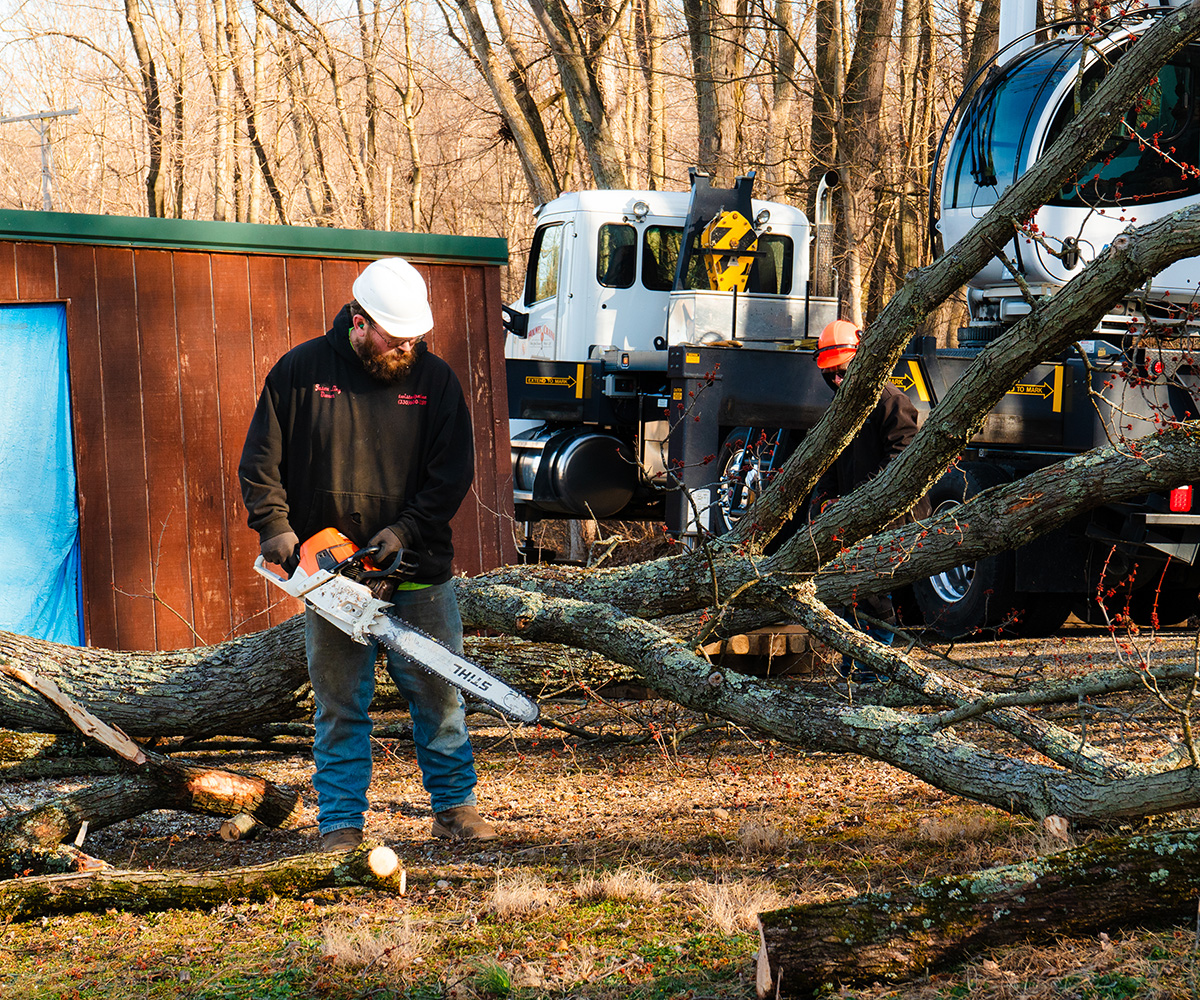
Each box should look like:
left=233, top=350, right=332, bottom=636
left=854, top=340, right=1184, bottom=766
left=123, top=0, right=167, bottom=216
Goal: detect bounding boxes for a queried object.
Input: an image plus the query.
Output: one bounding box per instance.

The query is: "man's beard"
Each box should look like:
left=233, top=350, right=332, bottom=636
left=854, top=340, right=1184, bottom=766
left=354, top=339, right=417, bottom=383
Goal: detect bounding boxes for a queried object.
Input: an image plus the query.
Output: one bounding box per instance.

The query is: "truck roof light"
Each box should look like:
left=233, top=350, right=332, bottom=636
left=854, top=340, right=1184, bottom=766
left=631, top=200, right=649, bottom=221
left=1170, top=486, right=1193, bottom=513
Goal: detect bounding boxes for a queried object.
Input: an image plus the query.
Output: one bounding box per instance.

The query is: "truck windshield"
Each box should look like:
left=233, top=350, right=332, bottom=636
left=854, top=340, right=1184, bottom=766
left=1045, top=46, right=1200, bottom=206
left=641, top=225, right=793, bottom=294
left=943, top=41, right=1077, bottom=210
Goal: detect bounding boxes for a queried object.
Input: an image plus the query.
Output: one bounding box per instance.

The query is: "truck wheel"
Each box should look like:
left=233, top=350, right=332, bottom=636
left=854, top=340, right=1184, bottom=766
left=912, top=463, right=1017, bottom=637
left=712, top=427, right=784, bottom=535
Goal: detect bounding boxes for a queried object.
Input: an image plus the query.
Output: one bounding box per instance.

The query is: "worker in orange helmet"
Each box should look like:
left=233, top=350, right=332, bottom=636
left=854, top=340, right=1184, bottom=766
left=811, top=320, right=930, bottom=683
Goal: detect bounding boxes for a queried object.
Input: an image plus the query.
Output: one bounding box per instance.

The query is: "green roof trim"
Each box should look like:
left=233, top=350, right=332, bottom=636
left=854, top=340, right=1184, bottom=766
left=0, top=208, right=509, bottom=265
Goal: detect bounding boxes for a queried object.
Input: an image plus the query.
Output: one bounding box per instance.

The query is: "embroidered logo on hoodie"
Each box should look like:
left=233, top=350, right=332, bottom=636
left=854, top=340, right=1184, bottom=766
left=315, top=383, right=341, bottom=399
left=397, top=393, right=428, bottom=406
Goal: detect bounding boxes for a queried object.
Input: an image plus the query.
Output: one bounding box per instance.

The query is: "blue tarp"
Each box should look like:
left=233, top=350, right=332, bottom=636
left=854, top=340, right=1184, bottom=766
left=0, top=303, right=82, bottom=644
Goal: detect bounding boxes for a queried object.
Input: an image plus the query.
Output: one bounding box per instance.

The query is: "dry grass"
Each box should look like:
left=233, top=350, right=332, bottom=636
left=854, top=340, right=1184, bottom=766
left=575, top=863, right=664, bottom=903
left=688, top=876, right=793, bottom=934
left=736, top=816, right=789, bottom=854
left=320, top=915, right=427, bottom=970
left=487, top=869, right=558, bottom=917
left=916, top=812, right=1012, bottom=844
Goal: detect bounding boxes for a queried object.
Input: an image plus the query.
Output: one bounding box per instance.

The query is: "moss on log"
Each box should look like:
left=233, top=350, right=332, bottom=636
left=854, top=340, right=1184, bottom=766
left=0, top=841, right=403, bottom=921
left=756, top=827, right=1200, bottom=998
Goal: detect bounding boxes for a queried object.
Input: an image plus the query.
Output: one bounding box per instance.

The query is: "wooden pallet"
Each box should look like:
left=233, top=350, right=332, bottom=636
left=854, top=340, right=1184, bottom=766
left=700, top=624, right=811, bottom=658
left=698, top=625, right=825, bottom=678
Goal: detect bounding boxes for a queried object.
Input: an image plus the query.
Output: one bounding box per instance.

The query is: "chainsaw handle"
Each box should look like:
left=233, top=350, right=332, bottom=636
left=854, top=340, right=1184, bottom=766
left=254, top=555, right=290, bottom=585
left=360, top=544, right=419, bottom=579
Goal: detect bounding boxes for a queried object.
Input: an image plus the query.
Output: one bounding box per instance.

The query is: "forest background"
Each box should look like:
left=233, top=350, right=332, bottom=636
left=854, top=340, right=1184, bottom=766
left=0, top=0, right=1015, bottom=330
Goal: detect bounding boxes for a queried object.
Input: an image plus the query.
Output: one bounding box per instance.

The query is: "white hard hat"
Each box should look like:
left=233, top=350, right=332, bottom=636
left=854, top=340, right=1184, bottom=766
left=352, top=257, right=434, bottom=339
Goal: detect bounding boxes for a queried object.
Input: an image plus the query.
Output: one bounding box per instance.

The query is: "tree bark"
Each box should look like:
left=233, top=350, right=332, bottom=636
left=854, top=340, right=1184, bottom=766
left=528, top=0, right=630, bottom=189
left=444, top=0, right=562, bottom=204
left=0, top=842, right=402, bottom=921
left=756, top=828, right=1200, bottom=998
left=123, top=0, right=166, bottom=216
left=0, top=624, right=639, bottom=735
left=0, top=760, right=302, bottom=877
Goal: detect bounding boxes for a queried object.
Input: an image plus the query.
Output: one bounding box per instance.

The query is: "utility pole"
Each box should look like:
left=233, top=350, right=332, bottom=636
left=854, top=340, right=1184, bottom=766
left=0, top=108, right=81, bottom=211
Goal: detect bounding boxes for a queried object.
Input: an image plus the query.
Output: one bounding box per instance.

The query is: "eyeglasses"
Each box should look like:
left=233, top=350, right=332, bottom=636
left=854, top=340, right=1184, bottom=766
left=365, top=319, right=423, bottom=352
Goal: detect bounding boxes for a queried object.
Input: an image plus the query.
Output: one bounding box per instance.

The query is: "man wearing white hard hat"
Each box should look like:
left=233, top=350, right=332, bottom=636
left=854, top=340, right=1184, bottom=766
left=239, top=257, right=496, bottom=850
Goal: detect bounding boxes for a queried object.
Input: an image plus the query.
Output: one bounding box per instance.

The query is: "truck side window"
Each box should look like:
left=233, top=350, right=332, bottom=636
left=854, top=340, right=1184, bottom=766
left=745, top=235, right=794, bottom=295
left=643, top=225, right=791, bottom=293
left=642, top=226, right=705, bottom=290
left=525, top=223, right=564, bottom=305
left=642, top=226, right=680, bottom=290
left=943, top=43, right=1075, bottom=209
left=1046, top=48, right=1200, bottom=207
left=597, top=224, right=637, bottom=287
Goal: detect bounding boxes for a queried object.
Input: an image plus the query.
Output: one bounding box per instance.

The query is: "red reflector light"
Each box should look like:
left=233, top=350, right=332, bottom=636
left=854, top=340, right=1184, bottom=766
left=1152, top=360, right=1165, bottom=375
left=1171, top=486, right=1193, bottom=513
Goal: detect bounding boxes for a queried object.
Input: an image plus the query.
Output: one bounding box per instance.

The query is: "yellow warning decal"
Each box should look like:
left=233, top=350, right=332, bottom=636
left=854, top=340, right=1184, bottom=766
left=673, top=388, right=684, bottom=400
left=525, top=376, right=575, bottom=388
left=523, top=363, right=587, bottom=398
left=890, top=360, right=931, bottom=402
left=686, top=352, right=701, bottom=365
left=1007, top=366, right=1063, bottom=409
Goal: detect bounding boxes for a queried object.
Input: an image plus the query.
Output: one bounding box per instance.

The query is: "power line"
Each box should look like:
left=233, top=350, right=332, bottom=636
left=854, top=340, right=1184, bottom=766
left=0, top=108, right=80, bottom=211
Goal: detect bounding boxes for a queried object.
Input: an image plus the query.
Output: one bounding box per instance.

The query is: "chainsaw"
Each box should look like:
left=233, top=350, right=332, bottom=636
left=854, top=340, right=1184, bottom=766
left=255, top=528, right=539, bottom=724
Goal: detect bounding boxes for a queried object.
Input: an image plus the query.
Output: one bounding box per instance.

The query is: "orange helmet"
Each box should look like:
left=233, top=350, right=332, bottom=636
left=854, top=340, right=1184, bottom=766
left=815, top=320, right=860, bottom=369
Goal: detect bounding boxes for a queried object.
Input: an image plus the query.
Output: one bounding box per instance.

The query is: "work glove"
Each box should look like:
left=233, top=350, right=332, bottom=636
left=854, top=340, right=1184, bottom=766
left=261, top=530, right=300, bottom=574
left=367, top=526, right=403, bottom=566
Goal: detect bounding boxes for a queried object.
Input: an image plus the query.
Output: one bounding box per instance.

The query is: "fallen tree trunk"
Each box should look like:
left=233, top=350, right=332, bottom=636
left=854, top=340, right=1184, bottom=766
left=0, top=758, right=304, bottom=878
left=0, top=619, right=311, bottom=736
left=0, top=841, right=403, bottom=921
left=756, top=827, right=1200, bottom=998
left=0, top=664, right=304, bottom=877
left=0, top=626, right=634, bottom=736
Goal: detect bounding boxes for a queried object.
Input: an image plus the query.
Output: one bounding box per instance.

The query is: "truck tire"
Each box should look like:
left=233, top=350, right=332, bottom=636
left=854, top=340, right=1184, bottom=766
left=912, top=463, right=1017, bottom=637
left=712, top=427, right=785, bottom=535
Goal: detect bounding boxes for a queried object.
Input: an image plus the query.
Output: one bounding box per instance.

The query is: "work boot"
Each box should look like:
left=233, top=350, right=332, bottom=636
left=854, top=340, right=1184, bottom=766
left=432, top=805, right=498, bottom=841
left=320, top=827, right=363, bottom=852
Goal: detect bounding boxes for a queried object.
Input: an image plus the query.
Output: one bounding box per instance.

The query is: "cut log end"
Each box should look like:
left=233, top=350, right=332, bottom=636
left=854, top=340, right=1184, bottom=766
left=219, top=813, right=259, bottom=842
left=367, top=844, right=399, bottom=879
left=757, top=922, right=776, bottom=998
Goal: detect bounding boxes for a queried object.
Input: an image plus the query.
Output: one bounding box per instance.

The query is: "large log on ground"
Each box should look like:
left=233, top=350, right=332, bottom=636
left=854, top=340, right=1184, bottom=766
left=0, top=624, right=635, bottom=736
left=756, top=827, right=1200, bottom=998
left=0, top=759, right=304, bottom=877
left=0, top=620, right=312, bottom=736
left=0, top=841, right=403, bottom=920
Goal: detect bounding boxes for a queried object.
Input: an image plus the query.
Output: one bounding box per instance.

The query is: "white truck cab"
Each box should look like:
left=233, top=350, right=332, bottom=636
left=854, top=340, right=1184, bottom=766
left=502, top=171, right=837, bottom=529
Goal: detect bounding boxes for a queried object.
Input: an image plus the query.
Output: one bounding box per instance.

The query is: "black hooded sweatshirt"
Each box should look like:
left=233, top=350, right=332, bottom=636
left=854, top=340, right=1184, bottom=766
left=239, top=304, right=474, bottom=585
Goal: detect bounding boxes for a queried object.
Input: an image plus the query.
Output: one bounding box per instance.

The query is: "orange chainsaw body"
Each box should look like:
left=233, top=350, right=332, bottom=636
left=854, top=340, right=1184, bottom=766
left=297, top=528, right=380, bottom=577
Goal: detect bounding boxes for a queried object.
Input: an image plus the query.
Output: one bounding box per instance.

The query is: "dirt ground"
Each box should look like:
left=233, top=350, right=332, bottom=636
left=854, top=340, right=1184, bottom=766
left=4, top=624, right=1200, bottom=999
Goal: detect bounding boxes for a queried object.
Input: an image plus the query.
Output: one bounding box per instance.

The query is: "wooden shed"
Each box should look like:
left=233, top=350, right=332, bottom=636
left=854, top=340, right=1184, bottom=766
left=0, top=209, right=516, bottom=652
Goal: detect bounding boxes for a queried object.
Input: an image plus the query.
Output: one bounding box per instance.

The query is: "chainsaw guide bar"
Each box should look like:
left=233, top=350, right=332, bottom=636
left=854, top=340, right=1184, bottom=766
left=255, top=530, right=539, bottom=724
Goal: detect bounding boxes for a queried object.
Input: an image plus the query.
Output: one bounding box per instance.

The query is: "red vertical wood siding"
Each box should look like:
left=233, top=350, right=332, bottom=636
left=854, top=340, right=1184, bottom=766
left=0, top=242, right=513, bottom=651
left=56, top=245, right=117, bottom=649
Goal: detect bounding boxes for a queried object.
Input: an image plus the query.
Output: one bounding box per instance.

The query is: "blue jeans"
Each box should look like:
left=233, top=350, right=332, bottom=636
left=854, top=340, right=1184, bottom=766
left=305, top=581, right=478, bottom=835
